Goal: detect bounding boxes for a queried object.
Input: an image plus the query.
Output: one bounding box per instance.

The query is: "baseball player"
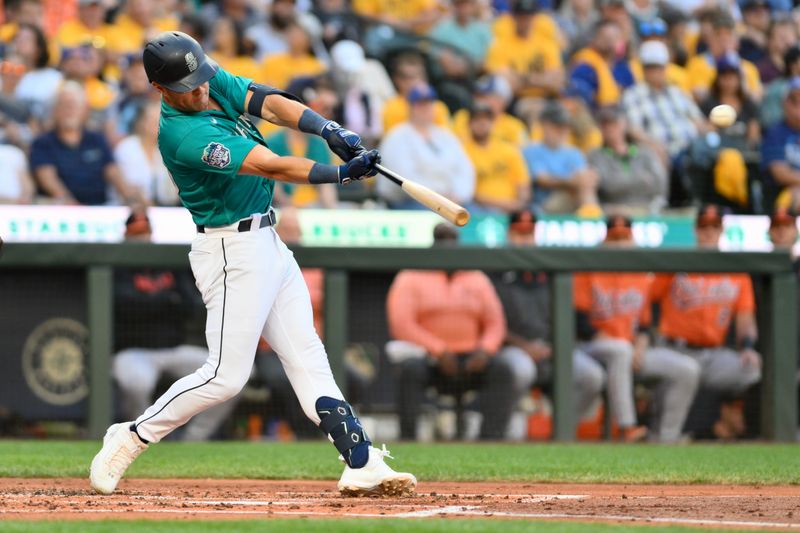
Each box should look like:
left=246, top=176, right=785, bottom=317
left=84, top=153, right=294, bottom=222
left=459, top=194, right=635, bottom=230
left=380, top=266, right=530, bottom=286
left=575, top=215, right=701, bottom=443
left=650, top=205, right=761, bottom=437
left=89, top=31, right=416, bottom=497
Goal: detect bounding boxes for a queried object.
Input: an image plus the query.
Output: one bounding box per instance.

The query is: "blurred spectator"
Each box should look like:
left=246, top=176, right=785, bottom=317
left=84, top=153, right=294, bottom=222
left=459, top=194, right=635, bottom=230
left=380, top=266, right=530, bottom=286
left=0, top=0, right=44, bottom=43
left=378, top=84, right=474, bottom=209
left=200, top=0, right=259, bottom=30
left=429, top=0, right=492, bottom=68
left=254, top=206, right=322, bottom=439
left=59, top=44, right=117, bottom=124
left=491, top=210, right=605, bottom=432
left=329, top=40, right=393, bottom=147
left=462, top=102, right=530, bottom=214
left=768, top=206, right=798, bottom=251
left=452, top=75, right=527, bottom=147
left=209, top=17, right=259, bottom=80
left=762, top=78, right=800, bottom=210
left=575, top=215, right=692, bottom=443
left=245, top=0, right=318, bottom=61
left=107, top=0, right=177, bottom=57
left=113, top=100, right=178, bottom=206
left=699, top=53, right=761, bottom=149
left=737, top=0, right=771, bottom=63
left=628, top=17, right=690, bottom=94
left=556, top=0, right=599, bottom=56
left=760, top=44, right=800, bottom=129
left=622, top=41, right=706, bottom=167
left=0, top=141, right=34, bottom=203
left=260, top=21, right=325, bottom=91
left=29, top=82, right=137, bottom=205
left=111, top=54, right=157, bottom=139
left=352, top=0, right=442, bottom=33
left=651, top=205, right=762, bottom=439
left=268, top=80, right=337, bottom=209
left=522, top=101, right=600, bottom=215
left=569, top=19, right=630, bottom=108
left=529, top=84, right=602, bottom=153
left=55, top=0, right=112, bottom=50
left=112, top=209, right=235, bottom=441
left=387, top=223, right=513, bottom=440
left=8, top=22, right=60, bottom=124
left=755, top=16, right=797, bottom=84
left=178, top=13, right=208, bottom=44
left=597, top=0, right=636, bottom=58
left=588, top=106, right=668, bottom=215
left=485, top=0, right=564, bottom=107
left=685, top=10, right=763, bottom=102
left=382, top=51, right=450, bottom=134
left=492, top=0, right=564, bottom=52
left=313, top=0, right=362, bottom=48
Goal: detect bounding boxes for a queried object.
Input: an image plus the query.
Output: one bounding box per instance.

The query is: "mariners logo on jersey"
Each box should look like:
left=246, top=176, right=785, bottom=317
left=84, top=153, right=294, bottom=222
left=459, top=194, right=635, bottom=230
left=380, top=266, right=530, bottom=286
left=202, top=142, right=231, bottom=169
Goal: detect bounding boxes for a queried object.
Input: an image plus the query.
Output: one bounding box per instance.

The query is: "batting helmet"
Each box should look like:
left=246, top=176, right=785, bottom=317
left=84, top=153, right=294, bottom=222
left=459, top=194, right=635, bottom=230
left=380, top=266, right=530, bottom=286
left=142, top=31, right=218, bottom=93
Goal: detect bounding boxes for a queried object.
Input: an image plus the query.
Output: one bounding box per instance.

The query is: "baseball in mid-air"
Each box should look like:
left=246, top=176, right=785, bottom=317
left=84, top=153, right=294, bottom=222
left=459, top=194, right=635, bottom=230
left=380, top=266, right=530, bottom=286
left=709, top=104, right=737, bottom=128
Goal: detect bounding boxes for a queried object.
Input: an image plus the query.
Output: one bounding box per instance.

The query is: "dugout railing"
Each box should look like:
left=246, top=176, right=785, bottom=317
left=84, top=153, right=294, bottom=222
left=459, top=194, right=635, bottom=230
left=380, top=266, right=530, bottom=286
left=0, top=243, right=796, bottom=441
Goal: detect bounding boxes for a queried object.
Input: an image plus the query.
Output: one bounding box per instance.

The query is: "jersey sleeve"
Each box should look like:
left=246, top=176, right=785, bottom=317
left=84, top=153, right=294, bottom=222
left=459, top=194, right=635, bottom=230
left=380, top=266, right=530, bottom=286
left=175, top=126, right=258, bottom=176
left=735, top=275, right=756, bottom=313
left=209, top=68, right=252, bottom=115
left=573, top=273, right=592, bottom=312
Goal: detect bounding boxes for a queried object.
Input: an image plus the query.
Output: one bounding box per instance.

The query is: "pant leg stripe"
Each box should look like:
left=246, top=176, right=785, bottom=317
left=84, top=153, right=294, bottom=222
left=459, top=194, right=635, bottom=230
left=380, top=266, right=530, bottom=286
left=135, top=238, right=228, bottom=431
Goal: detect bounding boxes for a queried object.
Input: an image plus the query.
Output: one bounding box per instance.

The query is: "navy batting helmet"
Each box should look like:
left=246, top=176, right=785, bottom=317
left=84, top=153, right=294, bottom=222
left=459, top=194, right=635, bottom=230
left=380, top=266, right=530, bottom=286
left=142, top=31, right=218, bottom=93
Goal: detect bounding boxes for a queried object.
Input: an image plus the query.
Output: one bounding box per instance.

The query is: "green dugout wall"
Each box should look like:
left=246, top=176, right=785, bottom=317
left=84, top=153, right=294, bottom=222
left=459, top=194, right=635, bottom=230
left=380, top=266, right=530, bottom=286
left=1, top=243, right=796, bottom=441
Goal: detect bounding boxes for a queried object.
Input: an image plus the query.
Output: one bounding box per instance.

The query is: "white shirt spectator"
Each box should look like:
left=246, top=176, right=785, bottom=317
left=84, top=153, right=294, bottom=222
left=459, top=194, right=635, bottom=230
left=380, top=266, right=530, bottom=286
left=112, top=135, right=179, bottom=206
left=14, top=67, right=62, bottom=120
left=377, top=123, right=475, bottom=206
left=0, top=144, right=31, bottom=202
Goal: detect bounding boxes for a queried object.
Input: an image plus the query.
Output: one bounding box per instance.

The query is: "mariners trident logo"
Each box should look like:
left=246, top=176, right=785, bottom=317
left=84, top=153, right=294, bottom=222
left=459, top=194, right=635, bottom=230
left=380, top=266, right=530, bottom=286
left=185, top=51, right=198, bottom=72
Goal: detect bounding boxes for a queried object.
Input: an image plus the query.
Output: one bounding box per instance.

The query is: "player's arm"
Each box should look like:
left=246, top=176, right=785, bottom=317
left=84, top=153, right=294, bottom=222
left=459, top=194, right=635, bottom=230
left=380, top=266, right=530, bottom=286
left=239, top=143, right=379, bottom=185
left=244, top=83, right=365, bottom=161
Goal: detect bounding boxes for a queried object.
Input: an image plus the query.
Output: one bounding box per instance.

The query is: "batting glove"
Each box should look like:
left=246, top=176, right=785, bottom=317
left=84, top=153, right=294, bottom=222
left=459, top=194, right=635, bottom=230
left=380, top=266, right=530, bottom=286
left=321, top=121, right=365, bottom=162
left=338, top=149, right=380, bottom=185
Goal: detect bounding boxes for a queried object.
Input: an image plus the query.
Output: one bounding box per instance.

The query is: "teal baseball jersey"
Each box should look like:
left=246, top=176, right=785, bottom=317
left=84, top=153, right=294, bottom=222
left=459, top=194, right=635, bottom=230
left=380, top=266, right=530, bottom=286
left=158, top=68, right=273, bottom=227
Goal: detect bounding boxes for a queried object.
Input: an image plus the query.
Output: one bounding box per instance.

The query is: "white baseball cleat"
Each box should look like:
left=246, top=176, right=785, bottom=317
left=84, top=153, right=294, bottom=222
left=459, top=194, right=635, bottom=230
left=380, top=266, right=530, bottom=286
left=338, top=444, right=417, bottom=497
left=89, top=422, right=148, bottom=495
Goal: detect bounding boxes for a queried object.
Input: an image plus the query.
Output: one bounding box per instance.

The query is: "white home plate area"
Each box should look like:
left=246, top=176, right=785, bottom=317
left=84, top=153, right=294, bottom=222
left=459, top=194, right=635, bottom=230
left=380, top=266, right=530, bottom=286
left=0, top=479, right=798, bottom=530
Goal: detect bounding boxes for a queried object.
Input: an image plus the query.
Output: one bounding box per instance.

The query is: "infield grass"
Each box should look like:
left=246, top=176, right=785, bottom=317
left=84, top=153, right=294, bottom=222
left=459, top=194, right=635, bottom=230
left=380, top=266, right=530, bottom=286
left=0, top=520, right=754, bottom=533
left=0, top=441, right=798, bottom=484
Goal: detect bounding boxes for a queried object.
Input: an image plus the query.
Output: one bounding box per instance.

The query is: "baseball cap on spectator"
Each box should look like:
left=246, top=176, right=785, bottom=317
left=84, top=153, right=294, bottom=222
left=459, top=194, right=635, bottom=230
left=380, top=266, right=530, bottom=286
left=740, top=0, right=769, bottom=10
left=78, top=0, right=102, bottom=5
left=474, top=75, right=513, bottom=103
left=595, top=105, right=624, bottom=124
left=540, top=101, right=570, bottom=125
left=639, top=40, right=669, bottom=66
left=509, top=210, right=536, bottom=235
left=770, top=207, right=797, bottom=228
left=598, top=0, right=625, bottom=8
left=605, top=214, right=633, bottom=241
left=660, top=4, right=689, bottom=27
left=711, top=10, right=736, bottom=30
left=124, top=210, right=152, bottom=238
left=639, top=18, right=667, bottom=38
left=716, top=52, right=742, bottom=73
left=696, top=204, right=724, bottom=228
left=512, top=0, right=540, bottom=15
left=407, top=84, right=437, bottom=104
left=330, top=40, right=366, bottom=74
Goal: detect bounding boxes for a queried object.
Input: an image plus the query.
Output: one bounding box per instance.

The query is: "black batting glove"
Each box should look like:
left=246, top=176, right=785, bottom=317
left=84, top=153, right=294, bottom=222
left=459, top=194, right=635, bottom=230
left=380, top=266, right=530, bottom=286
left=338, top=149, right=380, bottom=185
left=321, top=121, right=365, bottom=162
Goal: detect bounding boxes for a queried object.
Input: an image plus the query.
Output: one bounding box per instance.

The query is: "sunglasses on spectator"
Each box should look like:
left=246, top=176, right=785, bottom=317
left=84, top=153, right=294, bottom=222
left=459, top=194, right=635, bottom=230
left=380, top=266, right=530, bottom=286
left=639, top=19, right=667, bottom=37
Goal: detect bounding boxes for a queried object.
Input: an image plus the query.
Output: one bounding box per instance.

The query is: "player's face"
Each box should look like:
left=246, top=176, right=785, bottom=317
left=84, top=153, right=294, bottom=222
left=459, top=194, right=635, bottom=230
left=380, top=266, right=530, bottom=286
left=769, top=224, right=798, bottom=250
left=156, top=82, right=210, bottom=112
left=695, top=224, right=723, bottom=248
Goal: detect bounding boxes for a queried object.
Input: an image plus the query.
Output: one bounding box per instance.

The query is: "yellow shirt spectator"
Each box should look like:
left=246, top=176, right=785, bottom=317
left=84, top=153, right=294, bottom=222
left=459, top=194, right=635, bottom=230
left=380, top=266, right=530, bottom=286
left=56, top=19, right=113, bottom=49
left=686, top=53, right=762, bottom=100
left=106, top=13, right=177, bottom=56
left=485, top=33, right=562, bottom=98
left=452, top=108, right=527, bottom=146
left=215, top=55, right=261, bottom=81
left=382, top=95, right=450, bottom=134
left=571, top=47, right=621, bottom=106
left=492, top=12, right=564, bottom=50
left=260, top=53, right=325, bottom=90
left=464, top=136, right=530, bottom=210
left=352, top=0, right=440, bottom=32
left=83, top=76, right=116, bottom=110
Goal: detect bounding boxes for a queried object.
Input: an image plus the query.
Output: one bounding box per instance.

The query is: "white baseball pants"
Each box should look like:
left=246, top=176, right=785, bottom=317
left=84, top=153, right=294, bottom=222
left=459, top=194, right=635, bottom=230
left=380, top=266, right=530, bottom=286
left=134, top=222, right=344, bottom=443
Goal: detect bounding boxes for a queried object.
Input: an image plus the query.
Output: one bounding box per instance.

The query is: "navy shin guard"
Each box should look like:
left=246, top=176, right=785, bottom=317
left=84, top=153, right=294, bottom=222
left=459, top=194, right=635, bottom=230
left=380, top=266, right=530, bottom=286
left=316, top=397, right=371, bottom=468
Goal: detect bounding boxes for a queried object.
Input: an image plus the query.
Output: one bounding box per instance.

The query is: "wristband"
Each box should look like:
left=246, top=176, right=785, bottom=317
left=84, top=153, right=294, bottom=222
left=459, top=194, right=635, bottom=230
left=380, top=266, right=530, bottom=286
left=740, top=336, right=756, bottom=350
left=298, top=108, right=332, bottom=136
left=308, top=163, right=340, bottom=184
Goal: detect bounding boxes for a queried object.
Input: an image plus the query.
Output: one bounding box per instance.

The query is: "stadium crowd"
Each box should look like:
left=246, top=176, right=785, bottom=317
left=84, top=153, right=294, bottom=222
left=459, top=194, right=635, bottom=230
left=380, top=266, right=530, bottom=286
left=1, top=0, right=798, bottom=442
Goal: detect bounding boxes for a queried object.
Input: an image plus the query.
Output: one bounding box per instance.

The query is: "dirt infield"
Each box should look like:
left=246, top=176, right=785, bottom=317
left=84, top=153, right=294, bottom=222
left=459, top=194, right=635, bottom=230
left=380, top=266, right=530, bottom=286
left=1, top=478, right=799, bottom=529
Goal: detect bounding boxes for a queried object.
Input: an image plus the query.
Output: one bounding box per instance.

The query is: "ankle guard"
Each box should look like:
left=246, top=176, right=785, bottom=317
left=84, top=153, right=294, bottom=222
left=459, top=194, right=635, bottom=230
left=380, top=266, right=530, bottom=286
left=316, top=397, right=371, bottom=468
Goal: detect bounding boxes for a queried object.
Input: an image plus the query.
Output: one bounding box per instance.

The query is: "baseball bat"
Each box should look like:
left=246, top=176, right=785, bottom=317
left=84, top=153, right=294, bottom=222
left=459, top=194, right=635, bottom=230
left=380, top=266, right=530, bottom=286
left=375, top=164, right=471, bottom=227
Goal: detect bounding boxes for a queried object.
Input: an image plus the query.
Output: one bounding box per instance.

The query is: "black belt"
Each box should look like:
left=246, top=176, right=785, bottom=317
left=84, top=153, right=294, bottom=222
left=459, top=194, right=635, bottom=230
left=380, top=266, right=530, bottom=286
left=197, top=210, right=276, bottom=233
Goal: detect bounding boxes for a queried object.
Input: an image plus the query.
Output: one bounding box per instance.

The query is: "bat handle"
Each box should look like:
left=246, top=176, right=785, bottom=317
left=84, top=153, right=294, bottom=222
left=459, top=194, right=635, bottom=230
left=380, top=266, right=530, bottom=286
left=375, top=163, right=404, bottom=186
